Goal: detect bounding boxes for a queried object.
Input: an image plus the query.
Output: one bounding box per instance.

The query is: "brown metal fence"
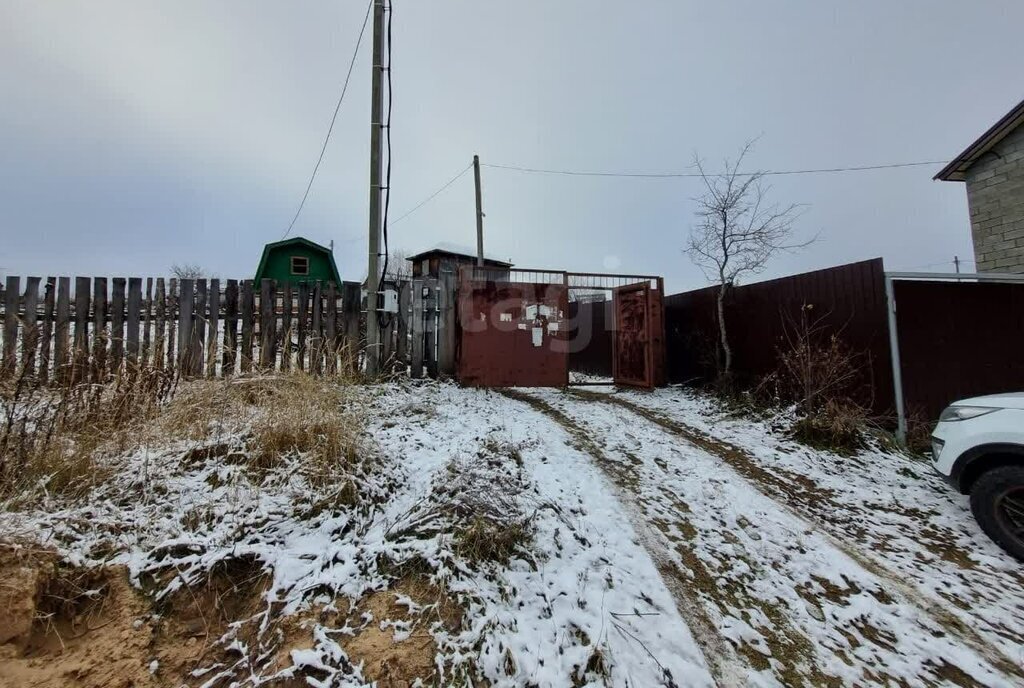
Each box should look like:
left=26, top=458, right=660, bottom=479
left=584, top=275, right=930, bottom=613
left=666, top=258, right=1024, bottom=426
left=665, top=258, right=895, bottom=414
left=891, top=277, right=1024, bottom=421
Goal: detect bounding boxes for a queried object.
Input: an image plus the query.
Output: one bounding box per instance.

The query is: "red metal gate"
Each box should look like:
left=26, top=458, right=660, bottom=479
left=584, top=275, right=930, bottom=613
left=612, top=281, right=665, bottom=388
left=457, top=267, right=569, bottom=387
left=456, top=267, right=665, bottom=388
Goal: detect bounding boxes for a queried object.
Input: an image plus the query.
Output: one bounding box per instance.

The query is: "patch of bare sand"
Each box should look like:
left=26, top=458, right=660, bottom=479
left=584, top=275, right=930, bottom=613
left=0, top=545, right=160, bottom=688
left=343, top=578, right=462, bottom=688
left=0, top=545, right=464, bottom=688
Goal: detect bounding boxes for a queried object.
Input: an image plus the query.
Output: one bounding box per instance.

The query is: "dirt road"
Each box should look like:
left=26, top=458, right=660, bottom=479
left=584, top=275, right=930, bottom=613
left=500, top=386, right=1024, bottom=688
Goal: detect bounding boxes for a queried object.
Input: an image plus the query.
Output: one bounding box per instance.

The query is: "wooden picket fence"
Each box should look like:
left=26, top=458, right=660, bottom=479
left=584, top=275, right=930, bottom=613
left=0, top=274, right=458, bottom=383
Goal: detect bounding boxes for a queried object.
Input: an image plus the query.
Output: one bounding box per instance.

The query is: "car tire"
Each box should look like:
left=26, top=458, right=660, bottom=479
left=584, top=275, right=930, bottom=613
left=970, top=465, right=1024, bottom=562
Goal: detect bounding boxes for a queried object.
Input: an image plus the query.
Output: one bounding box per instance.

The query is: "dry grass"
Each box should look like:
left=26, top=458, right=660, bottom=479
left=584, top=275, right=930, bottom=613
left=0, top=364, right=176, bottom=504
left=439, top=442, right=534, bottom=566
left=2, top=360, right=366, bottom=508
left=158, top=372, right=365, bottom=485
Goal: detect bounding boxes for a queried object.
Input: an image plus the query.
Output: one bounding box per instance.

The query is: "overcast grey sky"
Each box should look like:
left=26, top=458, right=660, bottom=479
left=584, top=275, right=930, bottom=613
left=2, top=1, right=1021, bottom=291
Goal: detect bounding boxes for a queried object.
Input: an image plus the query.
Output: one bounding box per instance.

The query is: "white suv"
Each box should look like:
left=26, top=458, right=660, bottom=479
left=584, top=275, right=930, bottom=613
left=932, top=393, right=1024, bottom=561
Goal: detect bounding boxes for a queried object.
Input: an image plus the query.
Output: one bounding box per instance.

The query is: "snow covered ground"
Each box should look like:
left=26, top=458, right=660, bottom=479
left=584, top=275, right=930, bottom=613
left=515, top=386, right=1024, bottom=687
left=3, top=380, right=1023, bottom=687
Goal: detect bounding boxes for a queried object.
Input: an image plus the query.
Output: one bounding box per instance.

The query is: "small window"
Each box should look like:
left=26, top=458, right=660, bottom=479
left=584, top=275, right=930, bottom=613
left=291, top=256, right=309, bottom=275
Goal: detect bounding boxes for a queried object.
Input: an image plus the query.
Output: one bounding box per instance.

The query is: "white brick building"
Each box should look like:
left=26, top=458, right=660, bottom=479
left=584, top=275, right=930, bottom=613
left=936, top=99, right=1024, bottom=273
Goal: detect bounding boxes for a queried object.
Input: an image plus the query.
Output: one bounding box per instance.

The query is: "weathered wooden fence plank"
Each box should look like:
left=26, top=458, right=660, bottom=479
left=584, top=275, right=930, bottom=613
left=207, top=278, right=220, bottom=377
left=54, top=277, right=71, bottom=383
left=73, top=276, right=90, bottom=382
left=193, top=279, right=207, bottom=377
left=166, top=279, right=178, bottom=373
left=177, top=279, right=194, bottom=375
left=222, top=279, right=239, bottom=375
left=126, top=277, right=142, bottom=368
left=39, top=278, right=56, bottom=383
left=2, top=276, right=20, bottom=376
left=240, top=279, right=254, bottom=373
left=142, top=278, right=153, bottom=368
left=295, top=281, right=309, bottom=371
left=280, top=281, right=293, bottom=372
left=154, top=278, right=166, bottom=371
left=259, top=279, right=275, bottom=370
left=311, top=281, right=323, bottom=375
left=92, top=277, right=108, bottom=381
left=342, top=282, right=361, bottom=373
left=110, top=277, right=126, bottom=372
left=21, top=277, right=41, bottom=376
left=324, top=282, right=338, bottom=374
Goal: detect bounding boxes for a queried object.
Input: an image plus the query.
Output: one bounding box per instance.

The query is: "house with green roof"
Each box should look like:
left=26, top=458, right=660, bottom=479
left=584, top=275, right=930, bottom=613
left=254, top=237, right=342, bottom=285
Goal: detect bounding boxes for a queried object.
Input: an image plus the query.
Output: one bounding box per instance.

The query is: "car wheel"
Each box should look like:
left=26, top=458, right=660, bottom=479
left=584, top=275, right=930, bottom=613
left=970, top=465, right=1024, bottom=562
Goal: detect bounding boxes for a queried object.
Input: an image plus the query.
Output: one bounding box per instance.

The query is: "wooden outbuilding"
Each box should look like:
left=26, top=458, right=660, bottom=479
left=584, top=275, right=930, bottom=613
left=254, top=237, right=342, bottom=285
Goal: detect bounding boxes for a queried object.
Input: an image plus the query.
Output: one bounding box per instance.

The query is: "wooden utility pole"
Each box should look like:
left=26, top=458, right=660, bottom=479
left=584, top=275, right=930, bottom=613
left=365, top=0, right=386, bottom=376
left=474, top=154, right=485, bottom=266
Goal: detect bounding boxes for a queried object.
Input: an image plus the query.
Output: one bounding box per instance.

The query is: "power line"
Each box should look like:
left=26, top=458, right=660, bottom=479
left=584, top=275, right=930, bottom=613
left=390, top=162, right=473, bottom=225
left=385, top=157, right=949, bottom=229
left=898, top=257, right=977, bottom=271
left=481, top=159, right=949, bottom=179
left=281, top=0, right=373, bottom=240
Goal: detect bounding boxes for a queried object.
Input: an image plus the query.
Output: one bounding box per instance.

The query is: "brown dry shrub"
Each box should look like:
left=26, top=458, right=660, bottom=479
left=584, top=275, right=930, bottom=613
left=903, top=407, right=936, bottom=456
left=790, top=398, right=868, bottom=454
left=454, top=516, right=531, bottom=565
left=774, top=305, right=873, bottom=453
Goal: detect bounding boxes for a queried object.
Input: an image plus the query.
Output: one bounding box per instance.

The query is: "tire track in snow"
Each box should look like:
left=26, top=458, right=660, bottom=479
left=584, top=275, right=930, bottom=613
left=391, top=384, right=717, bottom=687
left=505, top=388, right=1022, bottom=687
left=496, top=389, right=750, bottom=688
left=604, top=387, right=1024, bottom=659
left=569, top=389, right=1024, bottom=681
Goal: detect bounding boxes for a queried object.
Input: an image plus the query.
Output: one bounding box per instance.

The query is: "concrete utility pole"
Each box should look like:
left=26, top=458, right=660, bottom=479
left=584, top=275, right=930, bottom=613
left=365, top=0, right=386, bottom=376
left=474, top=154, right=485, bottom=267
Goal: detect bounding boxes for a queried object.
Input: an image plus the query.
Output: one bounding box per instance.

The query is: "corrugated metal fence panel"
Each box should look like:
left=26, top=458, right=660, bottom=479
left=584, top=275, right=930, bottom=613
left=458, top=278, right=569, bottom=387
left=893, top=279, right=1024, bottom=421
left=665, top=258, right=894, bottom=414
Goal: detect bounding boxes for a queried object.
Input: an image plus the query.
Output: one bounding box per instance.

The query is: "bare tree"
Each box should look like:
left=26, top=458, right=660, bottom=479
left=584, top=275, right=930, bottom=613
left=686, top=141, right=809, bottom=378
left=383, top=248, right=412, bottom=282
left=170, top=263, right=209, bottom=279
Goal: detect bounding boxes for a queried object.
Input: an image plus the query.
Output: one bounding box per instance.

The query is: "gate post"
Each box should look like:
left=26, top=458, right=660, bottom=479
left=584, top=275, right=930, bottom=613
left=884, top=275, right=907, bottom=445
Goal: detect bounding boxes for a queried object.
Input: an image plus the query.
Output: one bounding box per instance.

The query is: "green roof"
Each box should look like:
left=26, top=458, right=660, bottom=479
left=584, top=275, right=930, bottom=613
left=254, top=237, right=342, bottom=284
